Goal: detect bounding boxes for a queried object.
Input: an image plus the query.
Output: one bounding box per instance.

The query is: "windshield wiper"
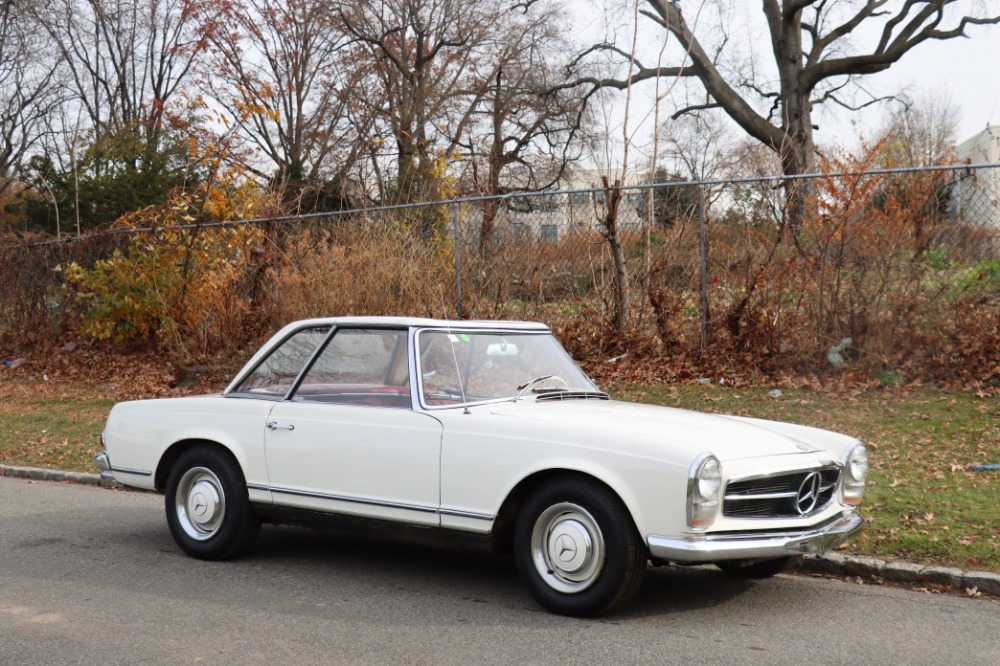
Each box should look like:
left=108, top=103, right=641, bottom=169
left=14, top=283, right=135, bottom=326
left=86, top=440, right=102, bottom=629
left=514, top=375, right=581, bottom=401
left=514, top=375, right=553, bottom=401
left=516, top=375, right=552, bottom=391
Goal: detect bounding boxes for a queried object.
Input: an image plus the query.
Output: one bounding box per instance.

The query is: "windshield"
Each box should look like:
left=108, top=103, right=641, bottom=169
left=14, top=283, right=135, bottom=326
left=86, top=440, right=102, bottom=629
left=417, top=330, right=598, bottom=407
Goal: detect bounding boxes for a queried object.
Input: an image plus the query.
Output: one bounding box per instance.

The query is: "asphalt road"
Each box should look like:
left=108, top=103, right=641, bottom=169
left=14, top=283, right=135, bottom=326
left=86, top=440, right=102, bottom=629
left=1, top=476, right=996, bottom=666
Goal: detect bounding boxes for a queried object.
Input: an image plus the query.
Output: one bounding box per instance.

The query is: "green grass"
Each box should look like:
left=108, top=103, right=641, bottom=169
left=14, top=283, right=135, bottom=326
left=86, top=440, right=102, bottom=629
left=2, top=376, right=998, bottom=573
left=612, top=383, right=1000, bottom=574
left=0, top=382, right=115, bottom=471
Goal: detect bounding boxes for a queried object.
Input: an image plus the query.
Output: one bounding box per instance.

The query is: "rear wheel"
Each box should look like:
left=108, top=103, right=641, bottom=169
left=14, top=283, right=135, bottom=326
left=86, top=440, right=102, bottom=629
left=513, top=477, right=646, bottom=617
left=165, top=445, right=260, bottom=560
left=715, top=557, right=791, bottom=579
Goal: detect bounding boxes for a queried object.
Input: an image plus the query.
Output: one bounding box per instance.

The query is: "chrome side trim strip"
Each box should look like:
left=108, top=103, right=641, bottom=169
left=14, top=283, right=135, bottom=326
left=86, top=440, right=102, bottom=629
left=647, top=512, right=864, bottom=563
left=269, top=486, right=438, bottom=514
left=110, top=466, right=152, bottom=477
left=439, top=508, right=495, bottom=521
left=267, top=487, right=495, bottom=522
left=246, top=483, right=269, bottom=492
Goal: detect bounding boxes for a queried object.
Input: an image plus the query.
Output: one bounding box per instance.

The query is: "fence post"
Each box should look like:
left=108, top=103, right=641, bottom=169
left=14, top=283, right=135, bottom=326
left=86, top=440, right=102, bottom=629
left=698, top=182, right=709, bottom=352
left=452, top=205, right=462, bottom=318
left=271, top=219, right=279, bottom=302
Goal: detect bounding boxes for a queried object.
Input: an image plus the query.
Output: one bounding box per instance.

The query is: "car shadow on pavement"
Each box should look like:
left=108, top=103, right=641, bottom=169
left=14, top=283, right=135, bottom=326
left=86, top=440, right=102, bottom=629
left=245, top=524, right=758, bottom=620
left=622, top=565, right=759, bottom=618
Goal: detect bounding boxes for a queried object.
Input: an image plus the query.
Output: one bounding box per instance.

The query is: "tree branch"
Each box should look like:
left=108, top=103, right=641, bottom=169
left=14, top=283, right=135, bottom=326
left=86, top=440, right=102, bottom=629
left=670, top=102, right=720, bottom=120
left=805, top=3, right=1000, bottom=88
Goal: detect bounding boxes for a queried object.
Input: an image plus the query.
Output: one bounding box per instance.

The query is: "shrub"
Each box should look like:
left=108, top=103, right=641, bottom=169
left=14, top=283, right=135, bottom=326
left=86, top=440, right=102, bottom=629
left=271, top=217, right=453, bottom=322
left=59, top=194, right=266, bottom=358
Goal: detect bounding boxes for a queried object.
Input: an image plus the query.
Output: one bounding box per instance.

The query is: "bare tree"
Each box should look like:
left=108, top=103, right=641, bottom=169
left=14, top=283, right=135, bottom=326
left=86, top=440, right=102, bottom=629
left=659, top=110, right=734, bottom=180
left=9, top=0, right=206, bottom=232
left=576, top=0, right=1000, bottom=220
left=338, top=0, right=508, bottom=204
left=875, top=90, right=960, bottom=166
left=453, top=2, right=588, bottom=251
left=196, top=0, right=366, bottom=206
left=0, top=1, right=62, bottom=196
left=36, top=0, right=203, bottom=153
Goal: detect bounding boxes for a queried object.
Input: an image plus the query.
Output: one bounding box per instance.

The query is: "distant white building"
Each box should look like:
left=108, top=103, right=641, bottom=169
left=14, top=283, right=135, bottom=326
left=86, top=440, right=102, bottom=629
left=486, top=169, right=650, bottom=244
left=952, top=127, right=1000, bottom=227
left=957, top=126, right=1000, bottom=163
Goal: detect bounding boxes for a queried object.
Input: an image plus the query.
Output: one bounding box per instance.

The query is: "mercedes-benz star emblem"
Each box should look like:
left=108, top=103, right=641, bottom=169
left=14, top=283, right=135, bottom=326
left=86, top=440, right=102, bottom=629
left=795, top=472, right=822, bottom=516
left=555, top=534, right=577, bottom=561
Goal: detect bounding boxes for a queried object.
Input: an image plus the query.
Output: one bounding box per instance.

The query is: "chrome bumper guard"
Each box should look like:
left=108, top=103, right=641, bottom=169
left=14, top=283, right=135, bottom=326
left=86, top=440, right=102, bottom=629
left=647, top=512, right=864, bottom=563
left=92, top=452, right=116, bottom=483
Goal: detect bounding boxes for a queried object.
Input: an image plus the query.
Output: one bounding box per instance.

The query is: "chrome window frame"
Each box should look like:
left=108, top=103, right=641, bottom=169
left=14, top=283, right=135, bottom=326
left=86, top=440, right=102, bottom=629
left=412, top=327, right=595, bottom=411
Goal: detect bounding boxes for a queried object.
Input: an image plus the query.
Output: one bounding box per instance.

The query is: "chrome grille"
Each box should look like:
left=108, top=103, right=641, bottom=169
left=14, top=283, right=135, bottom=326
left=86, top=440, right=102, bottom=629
left=724, top=467, right=840, bottom=518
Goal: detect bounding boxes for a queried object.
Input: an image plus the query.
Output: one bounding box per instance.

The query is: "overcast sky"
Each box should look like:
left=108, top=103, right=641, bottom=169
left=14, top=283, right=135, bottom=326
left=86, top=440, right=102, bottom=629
left=854, top=33, right=996, bottom=145
left=814, top=15, right=1000, bottom=147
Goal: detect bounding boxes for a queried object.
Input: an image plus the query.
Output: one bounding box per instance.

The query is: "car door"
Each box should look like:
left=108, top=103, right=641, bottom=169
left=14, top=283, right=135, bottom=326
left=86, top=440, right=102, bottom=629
left=263, top=328, right=443, bottom=526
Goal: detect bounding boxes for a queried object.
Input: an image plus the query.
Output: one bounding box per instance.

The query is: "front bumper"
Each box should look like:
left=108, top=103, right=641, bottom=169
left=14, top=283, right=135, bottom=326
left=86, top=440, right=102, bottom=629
left=647, top=512, right=864, bottom=563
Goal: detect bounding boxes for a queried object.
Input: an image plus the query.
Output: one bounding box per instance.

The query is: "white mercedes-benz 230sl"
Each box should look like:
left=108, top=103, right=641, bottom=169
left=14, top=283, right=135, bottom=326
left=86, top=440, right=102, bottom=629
left=95, top=317, right=866, bottom=616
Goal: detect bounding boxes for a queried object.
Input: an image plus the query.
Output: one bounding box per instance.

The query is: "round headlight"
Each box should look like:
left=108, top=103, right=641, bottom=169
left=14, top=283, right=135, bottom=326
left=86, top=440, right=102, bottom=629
left=848, top=444, right=868, bottom=481
left=697, top=456, right=722, bottom=500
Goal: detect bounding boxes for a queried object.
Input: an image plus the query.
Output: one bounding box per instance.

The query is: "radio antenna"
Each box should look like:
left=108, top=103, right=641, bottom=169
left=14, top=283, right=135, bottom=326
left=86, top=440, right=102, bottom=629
left=439, top=285, right=470, bottom=414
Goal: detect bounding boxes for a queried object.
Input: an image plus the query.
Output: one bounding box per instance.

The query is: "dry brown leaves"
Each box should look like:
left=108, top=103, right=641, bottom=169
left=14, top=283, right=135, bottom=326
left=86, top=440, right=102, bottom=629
left=0, top=338, right=231, bottom=403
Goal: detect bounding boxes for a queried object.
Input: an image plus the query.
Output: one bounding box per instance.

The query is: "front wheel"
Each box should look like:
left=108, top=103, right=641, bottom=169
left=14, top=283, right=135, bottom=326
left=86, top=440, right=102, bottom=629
left=165, top=445, right=260, bottom=560
left=513, top=477, right=647, bottom=617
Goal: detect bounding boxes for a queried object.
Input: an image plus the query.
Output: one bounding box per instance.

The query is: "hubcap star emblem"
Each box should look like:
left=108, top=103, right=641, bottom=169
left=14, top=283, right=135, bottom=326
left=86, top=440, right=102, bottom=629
left=555, top=534, right=577, bottom=561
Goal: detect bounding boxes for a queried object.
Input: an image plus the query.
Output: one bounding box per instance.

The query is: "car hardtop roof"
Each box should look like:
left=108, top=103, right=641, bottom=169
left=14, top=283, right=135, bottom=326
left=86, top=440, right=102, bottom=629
left=225, top=317, right=554, bottom=395
left=284, top=316, right=550, bottom=332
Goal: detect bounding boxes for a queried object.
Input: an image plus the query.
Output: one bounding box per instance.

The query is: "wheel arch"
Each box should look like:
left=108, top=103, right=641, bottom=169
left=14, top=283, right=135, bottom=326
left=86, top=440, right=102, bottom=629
left=491, top=468, right=645, bottom=555
left=155, top=438, right=242, bottom=492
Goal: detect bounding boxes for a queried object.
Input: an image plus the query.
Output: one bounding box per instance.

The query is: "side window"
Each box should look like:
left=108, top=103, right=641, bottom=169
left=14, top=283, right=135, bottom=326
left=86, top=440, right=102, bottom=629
left=292, top=329, right=410, bottom=408
left=233, top=326, right=331, bottom=397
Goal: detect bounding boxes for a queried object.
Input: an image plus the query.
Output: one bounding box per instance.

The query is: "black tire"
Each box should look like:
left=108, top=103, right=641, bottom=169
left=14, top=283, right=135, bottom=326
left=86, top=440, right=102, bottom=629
left=513, top=476, right=647, bottom=617
left=164, top=445, right=260, bottom=560
left=715, top=557, right=791, bottom=579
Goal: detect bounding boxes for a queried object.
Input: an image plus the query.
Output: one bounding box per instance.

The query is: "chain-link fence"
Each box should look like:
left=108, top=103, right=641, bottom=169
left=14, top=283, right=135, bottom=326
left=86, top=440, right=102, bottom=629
left=450, top=163, right=1000, bottom=348
left=2, top=163, right=999, bottom=375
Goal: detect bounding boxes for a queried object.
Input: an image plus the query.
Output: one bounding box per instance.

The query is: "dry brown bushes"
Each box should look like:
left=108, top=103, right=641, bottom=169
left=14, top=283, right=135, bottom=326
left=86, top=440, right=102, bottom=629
left=272, top=219, right=453, bottom=322
left=3, top=160, right=999, bottom=388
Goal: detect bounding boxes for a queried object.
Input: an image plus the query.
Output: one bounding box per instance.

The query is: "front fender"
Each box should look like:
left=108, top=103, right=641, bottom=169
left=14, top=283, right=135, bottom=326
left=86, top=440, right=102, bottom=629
left=497, top=454, right=691, bottom=540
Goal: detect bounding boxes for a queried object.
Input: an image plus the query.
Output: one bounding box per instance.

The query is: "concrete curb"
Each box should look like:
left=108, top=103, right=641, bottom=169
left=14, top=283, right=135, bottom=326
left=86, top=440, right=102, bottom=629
left=789, top=550, right=1000, bottom=597
left=3, top=464, right=998, bottom=597
left=0, top=464, right=119, bottom=487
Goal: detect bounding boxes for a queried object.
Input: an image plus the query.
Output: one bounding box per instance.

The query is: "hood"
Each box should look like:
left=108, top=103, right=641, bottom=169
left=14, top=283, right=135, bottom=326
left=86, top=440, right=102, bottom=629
left=485, top=398, right=825, bottom=462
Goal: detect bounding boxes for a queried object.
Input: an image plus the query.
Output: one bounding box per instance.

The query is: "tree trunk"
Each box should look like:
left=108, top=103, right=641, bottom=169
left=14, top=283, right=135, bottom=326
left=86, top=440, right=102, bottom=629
left=479, top=69, right=506, bottom=256
left=771, top=6, right=815, bottom=227
left=479, top=197, right=498, bottom=257
left=600, top=176, right=629, bottom=332
left=478, top=136, right=503, bottom=256
left=780, top=94, right=816, bottom=228
left=608, top=228, right=630, bottom=332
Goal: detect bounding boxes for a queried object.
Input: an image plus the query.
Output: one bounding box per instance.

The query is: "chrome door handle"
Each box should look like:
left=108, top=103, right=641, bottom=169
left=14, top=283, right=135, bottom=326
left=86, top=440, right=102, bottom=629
left=266, top=421, right=295, bottom=431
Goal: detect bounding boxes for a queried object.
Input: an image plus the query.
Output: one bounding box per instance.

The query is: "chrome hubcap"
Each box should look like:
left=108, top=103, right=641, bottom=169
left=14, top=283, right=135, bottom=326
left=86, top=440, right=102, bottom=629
left=175, top=467, right=226, bottom=541
left=530, top=503, right=605, bottom=594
